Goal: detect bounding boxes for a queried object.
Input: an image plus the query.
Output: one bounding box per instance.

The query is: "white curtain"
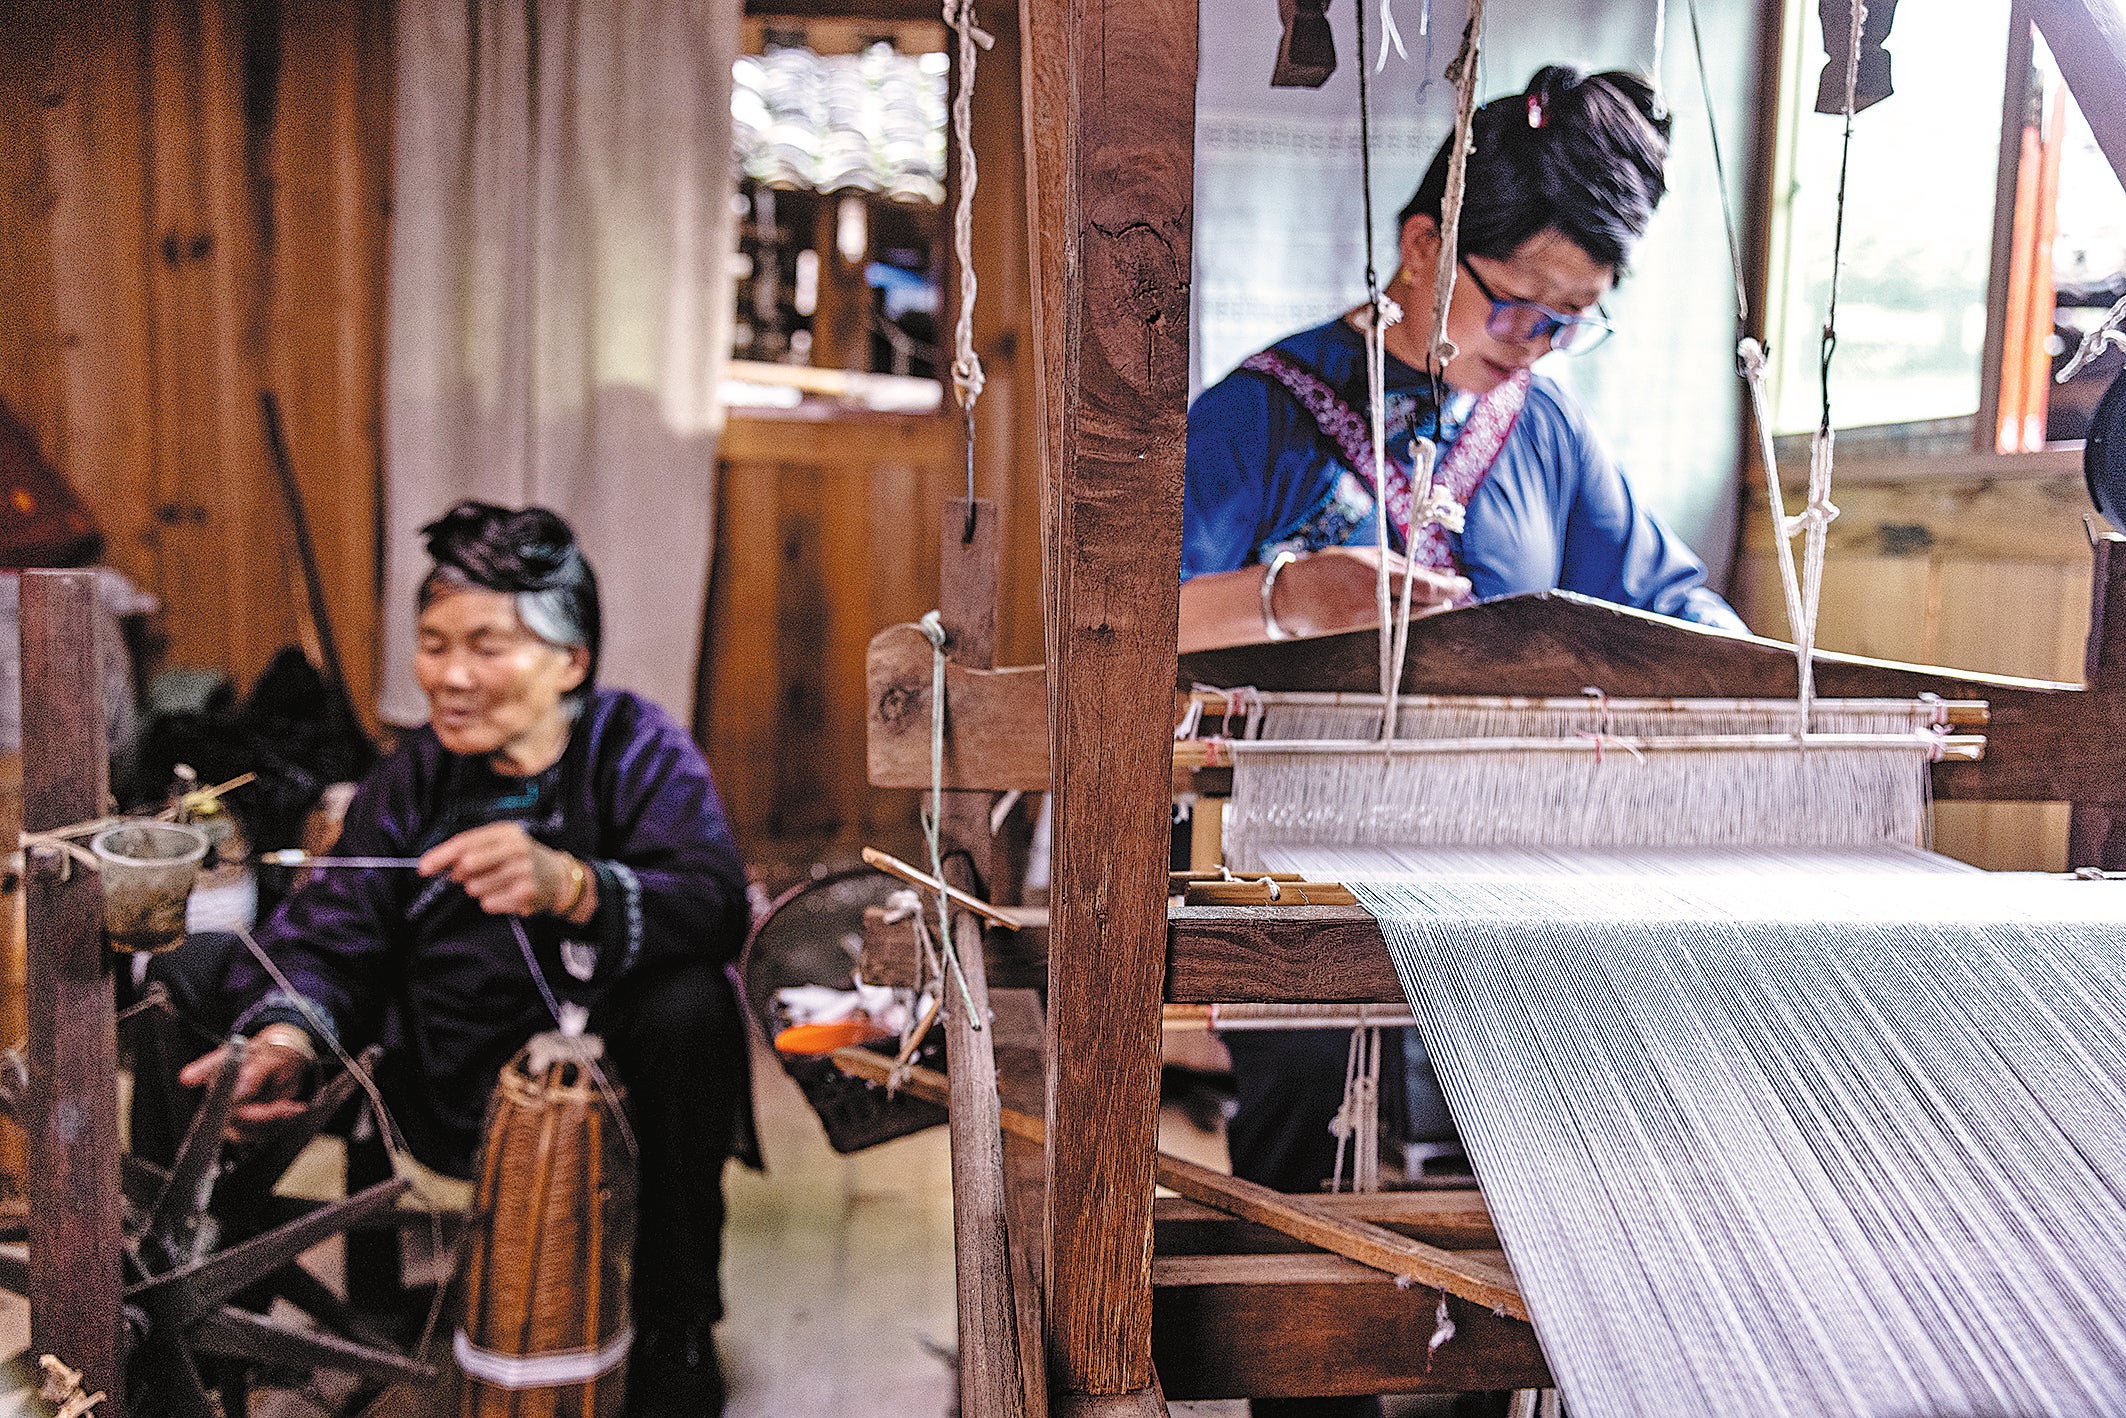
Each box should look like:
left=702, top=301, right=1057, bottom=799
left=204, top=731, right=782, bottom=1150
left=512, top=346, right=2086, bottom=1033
left=381, top=0, right=739, bottom=726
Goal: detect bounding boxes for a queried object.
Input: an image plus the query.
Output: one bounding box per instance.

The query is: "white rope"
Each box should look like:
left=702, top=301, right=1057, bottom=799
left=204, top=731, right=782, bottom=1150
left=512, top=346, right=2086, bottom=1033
left=1428, top=4, right=1485, bottom=374
left=916, top=610, right=984, bottom=1028
left=1367, top=300, right=1403, bottom=729
left=1362, top=0, right=1480, bottom=745
left=943, top=0, right=992, bottom=415
left=1329, top=1011, right=1383, bottom=1192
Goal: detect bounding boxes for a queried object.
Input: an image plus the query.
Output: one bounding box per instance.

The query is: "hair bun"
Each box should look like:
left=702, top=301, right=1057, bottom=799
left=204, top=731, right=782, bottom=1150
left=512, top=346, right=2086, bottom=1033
left=420, top=500, right=583, bottom=593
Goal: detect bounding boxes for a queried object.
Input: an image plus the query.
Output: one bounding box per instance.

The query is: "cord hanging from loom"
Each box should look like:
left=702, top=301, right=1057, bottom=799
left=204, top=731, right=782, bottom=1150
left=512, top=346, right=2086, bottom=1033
left=1355, top=0, right=1483, bottom=743
left=1649, top=0, right=1669, bottom=106
left=1329, top=1009, right=1383, bottom=1192
left=1692, top=0, right=1854, bottom=735
left=916, top=610, right=985, bottom=1029
left=943, top=0, right=992, bottom=539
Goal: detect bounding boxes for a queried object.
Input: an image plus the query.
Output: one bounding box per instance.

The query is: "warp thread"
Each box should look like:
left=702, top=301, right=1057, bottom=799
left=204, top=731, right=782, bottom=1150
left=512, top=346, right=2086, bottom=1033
left=1358, top=870, right=2126, bottom=1417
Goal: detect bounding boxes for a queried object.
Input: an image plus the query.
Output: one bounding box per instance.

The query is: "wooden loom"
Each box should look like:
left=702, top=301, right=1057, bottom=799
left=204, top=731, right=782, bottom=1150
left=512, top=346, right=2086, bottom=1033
left=852, top=0, right=2126, bottom=1411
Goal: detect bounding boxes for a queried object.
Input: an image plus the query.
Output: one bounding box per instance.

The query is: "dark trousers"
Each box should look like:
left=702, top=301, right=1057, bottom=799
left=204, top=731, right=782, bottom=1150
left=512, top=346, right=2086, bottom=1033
left=133, top=933, right=746, bottom=1328
left=1224, top=1028, right=1385, bottom=1418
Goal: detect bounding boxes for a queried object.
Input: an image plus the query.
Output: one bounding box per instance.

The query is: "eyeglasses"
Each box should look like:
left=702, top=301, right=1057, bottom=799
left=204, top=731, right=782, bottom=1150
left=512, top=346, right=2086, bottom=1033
left=1458, top=259, right=1615, bottom=354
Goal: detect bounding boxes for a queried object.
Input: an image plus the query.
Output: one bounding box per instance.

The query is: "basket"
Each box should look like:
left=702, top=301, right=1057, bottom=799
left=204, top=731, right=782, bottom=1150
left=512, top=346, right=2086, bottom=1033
left=456, top=1038, right=635, bottom=1418
left=739, top=866, right=946, bottom=1153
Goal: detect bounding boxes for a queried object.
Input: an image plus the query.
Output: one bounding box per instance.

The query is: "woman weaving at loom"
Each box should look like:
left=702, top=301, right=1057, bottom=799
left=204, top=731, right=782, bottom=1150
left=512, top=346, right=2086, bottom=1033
left=1180, top=65, right=1743, bottom=649
left=141, top=503, right=749, bottom=1415
left=1183, top=66, right=1744, bottom=1418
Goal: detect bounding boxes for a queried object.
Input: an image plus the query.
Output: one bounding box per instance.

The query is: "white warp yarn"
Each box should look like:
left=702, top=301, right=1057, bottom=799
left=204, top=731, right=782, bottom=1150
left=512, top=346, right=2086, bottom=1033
left=1357, top=871, right=2126, bottom=1418
left=1224, top=742, right=1935, bottom=871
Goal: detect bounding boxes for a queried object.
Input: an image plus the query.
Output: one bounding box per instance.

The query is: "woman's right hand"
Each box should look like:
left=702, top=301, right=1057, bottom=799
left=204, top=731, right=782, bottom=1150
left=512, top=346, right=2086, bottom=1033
left=1270, top=546, right=1469, bottom=639
left=178, top=1033, right=312, bottom=1144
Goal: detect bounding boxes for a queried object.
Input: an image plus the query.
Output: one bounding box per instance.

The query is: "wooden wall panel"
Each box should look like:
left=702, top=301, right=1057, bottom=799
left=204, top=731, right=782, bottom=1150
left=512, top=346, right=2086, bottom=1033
left=0, top=0, right=391, bottom=724
left=1735, top=469, right=2093, bottom=870
left=701, top=415, right=959, bottom=865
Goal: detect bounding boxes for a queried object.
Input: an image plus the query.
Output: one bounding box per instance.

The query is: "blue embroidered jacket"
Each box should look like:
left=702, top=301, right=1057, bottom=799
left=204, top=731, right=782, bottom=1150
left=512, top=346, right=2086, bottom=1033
left=1184, top=316, right=1744, bottom=629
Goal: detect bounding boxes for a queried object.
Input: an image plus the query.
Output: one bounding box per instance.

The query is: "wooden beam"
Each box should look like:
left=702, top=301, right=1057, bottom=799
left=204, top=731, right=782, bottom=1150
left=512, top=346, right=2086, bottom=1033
left=1151, top=1254, right=1551, bottom=1400
left=869, top=622, right=1049, bottom=790
left=828, top=1049, right=1524, bottom=1315
left=1153, top=1191, right=1498, bottom=1254
left=877, top=591, right=2126, bottom=805
left=22, top=570, right=124, bottom=1411
left=2032, top=0, right=2126, bottom=187
left=1167, top=906, right=1401, bottom=1004
left=1180, top=591, right=2124, bottom=805
left=1032, top=0, right=1197, bottom=1394
left=1980, top=0, right=2038, bottom=453
left=991, top=989, right=1052, bottom=1418
left=2071, top=534, right=2126, bottom=865
left=937, top=497, right=1037, bottom=1418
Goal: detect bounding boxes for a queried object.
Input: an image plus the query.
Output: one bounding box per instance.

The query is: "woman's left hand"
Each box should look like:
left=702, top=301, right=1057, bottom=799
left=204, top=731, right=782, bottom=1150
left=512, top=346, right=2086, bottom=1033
left=420, top=822, right=573, bottom=917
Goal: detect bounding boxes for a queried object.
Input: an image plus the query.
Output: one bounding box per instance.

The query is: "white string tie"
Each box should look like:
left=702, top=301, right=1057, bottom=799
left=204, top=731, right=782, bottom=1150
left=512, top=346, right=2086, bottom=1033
left=1416, top=481, right=1466, bottom=535
left=1427, top=1291, right=1458, bottom=1358
left=1376, top=0, right=1408, bottom=69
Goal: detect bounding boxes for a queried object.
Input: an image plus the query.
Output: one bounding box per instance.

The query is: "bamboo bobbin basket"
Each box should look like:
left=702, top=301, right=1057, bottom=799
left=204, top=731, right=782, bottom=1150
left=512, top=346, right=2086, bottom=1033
left=456, top=1034, right=636, bottom=1418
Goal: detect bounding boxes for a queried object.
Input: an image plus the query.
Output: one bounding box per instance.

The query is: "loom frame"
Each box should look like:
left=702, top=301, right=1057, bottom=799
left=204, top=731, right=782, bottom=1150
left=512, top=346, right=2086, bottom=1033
left=893, top=0, right=2126, bottom=1410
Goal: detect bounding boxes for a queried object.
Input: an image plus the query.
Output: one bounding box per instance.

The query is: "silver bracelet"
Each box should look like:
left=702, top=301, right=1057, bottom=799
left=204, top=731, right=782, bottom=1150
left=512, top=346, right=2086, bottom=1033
left=1260, top=550, right=1299, bottom=641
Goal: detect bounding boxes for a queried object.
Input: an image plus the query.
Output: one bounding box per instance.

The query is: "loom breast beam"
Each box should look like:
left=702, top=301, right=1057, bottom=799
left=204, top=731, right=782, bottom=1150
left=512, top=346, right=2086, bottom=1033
left=868, top=588, right=2100, bottom=805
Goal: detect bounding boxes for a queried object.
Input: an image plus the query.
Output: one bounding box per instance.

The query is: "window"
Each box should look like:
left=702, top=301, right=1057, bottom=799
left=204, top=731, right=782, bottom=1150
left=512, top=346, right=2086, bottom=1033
left=726, top=29, right=950, bottom=412
left=1763, top=1, right=2126, bottom=446
left=1764, top=0, right=2011, bottom=436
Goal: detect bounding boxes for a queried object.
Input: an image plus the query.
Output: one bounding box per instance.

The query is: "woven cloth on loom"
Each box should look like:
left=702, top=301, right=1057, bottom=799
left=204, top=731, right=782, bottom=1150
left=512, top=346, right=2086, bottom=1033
left=1263, top=843, right=1975, bottom=879
left=1355, top=870, right=2126, bottom=1418
left=1223, top=743, right=1938, bottom=868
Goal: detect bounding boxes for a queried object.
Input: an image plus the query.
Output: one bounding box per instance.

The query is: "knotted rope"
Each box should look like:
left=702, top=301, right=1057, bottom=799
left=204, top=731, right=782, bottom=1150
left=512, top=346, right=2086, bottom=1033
left=943, top=0, right=992, bottom=533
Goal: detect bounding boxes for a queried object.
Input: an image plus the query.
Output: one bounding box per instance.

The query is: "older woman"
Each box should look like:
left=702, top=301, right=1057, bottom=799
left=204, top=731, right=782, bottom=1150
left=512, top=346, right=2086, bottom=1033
left=152, top=502, right=746, bottom=1415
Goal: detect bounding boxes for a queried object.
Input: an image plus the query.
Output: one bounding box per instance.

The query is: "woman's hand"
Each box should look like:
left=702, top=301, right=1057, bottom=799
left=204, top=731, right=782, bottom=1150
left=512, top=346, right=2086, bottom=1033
left=1277, top=546, right=1468, bottom=638
left=1177, top=549, right=1469, bottom=653
left=178, top=1032, right=311, bottom=1144
left=419, top=822, right=590, bottom=920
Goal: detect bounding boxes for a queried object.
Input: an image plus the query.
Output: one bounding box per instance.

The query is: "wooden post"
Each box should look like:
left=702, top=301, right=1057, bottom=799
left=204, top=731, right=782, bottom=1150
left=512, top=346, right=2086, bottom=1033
left=939, top=497, right=1040, bottom=1417
left=2070, top=533, right=2126, bottom=867
left=22, top=569, right=125, bottom=1409
left=1029, top=0, right=1197, bottom=1401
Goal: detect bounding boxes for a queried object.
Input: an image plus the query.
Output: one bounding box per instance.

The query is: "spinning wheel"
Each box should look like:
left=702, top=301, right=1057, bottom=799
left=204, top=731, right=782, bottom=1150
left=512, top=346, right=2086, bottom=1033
left=0, top=1030, right=435, bottom=1417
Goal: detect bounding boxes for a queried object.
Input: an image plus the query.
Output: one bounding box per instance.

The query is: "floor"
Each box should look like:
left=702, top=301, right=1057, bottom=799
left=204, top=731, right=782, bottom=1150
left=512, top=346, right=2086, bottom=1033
left=0, top=1046, right=1473, bottom=1416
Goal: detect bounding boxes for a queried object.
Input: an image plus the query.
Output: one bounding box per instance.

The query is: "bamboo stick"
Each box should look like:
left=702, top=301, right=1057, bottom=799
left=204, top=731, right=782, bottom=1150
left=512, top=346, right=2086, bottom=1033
left=1217, top=734, right=1985, bottom=760
left=1188, top=690, right=1989, bottom=725
left=861, top=847, right=1023, bottom=930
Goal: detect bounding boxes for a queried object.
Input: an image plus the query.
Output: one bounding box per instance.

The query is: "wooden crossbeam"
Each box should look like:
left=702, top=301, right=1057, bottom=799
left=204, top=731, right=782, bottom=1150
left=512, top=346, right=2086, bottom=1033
left=869, top=591, right=2125, bottom=806
left=827, top=1048, right=1527, bottom=1318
